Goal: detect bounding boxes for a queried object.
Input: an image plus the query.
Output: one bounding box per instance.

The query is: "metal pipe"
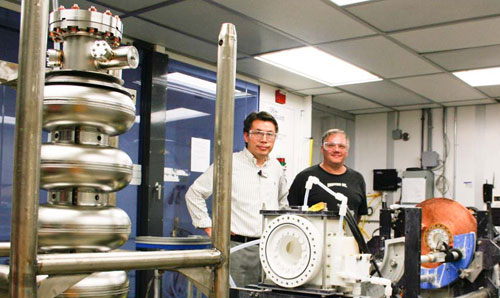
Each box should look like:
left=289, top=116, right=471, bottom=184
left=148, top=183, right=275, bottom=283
left=427, top=108, right=432, bottom=151
left=212, top=23, right=237, bottom=298
left=420, top=109, right=425, bottom=168
left=50, top=0, right=60, bottom=51
left=37, top=249, right=221, bottom=275
left=453, top=107, right=458, bottom=199
left=9, top=0, right=49, bottom=296
left=0, top=242, right=9, bottom=257
left=154, top=270, right=162, bottom=298
left=51, top=0, right=58, bottom=11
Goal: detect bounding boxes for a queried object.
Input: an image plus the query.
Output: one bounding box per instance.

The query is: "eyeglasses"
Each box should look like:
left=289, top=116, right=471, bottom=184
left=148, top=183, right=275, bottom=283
left=248, top=130, right=277, bottom=140
left=323, top=142, right=347, bottom=151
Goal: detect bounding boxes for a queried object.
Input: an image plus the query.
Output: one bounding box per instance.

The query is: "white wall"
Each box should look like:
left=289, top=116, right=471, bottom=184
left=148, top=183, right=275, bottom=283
left=354, top=104, right=500, bottom=210
left=259, top=85, right=312, bottom=186
left=354, top=113, right=388, bottom=194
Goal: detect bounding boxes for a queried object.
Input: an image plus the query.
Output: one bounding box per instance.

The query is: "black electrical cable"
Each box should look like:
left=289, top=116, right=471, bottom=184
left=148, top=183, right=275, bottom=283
left=343, top=208, right=383, bottom=277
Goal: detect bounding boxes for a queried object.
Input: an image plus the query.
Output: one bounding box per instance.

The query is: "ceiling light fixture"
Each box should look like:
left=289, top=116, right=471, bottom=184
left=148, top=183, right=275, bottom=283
left=165, top=72, right=248, bottom=99
left=255, top=47, right=381, bottom=87
left=135, top=108, right=210, bottom=123
left=329, top=0, right=372, bottom=6
left=453, top=67, right=500, bottom=87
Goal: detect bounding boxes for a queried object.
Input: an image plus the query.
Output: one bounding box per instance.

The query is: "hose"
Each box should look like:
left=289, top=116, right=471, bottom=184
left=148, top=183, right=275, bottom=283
left=344, top=209, right=383, bottom=277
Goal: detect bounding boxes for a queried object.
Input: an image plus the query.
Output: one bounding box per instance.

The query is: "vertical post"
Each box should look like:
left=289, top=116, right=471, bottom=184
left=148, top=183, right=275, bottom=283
left=9, top=0, right=49, bottom=296
left=395, top=208, right=421, bottom=297
left=135, top=41, right=169, bottom=297
left=213, top=23, right=237, bottom=298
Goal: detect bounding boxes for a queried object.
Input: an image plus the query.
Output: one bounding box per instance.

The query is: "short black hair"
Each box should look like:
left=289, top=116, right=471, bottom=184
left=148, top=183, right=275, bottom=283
left=243, top=111, right=278, bottom=133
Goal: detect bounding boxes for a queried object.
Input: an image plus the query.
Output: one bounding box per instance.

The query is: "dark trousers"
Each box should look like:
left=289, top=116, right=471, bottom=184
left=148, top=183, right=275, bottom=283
left=230, top=240, right=261, bottom=287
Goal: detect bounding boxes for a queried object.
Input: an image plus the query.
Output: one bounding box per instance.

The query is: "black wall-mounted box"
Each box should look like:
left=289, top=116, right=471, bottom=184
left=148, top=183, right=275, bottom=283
left=373, top=169, right=399, bottom=191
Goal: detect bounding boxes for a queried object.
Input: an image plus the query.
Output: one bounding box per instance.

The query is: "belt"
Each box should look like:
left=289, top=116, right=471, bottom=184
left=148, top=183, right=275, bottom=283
left=230, top=234, right=259, bottom=243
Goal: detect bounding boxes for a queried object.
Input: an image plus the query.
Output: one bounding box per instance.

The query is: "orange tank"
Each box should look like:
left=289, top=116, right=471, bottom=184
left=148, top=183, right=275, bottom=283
left=416, top=197, right=477, bottom=268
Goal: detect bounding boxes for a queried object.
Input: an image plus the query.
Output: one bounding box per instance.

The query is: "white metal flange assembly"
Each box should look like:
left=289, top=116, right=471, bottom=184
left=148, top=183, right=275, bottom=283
left=260, top=215, right=323, bottom=288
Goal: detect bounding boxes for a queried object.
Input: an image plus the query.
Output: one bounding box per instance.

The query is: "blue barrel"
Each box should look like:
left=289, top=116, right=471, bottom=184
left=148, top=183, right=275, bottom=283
left=135, top=236, right=211, bottom=251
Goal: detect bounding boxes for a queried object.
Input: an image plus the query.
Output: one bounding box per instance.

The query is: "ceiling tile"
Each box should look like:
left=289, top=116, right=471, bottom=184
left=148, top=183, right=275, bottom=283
left=477, top=85, right=500, bottom=97
left=319, top=36, right=440, bottom=78
left=140, top=0, right=302, bottom=56
left=394, top=103, right=441, bottom=111
left=424, top=45, right=500, bottom=71
left=347, top=107, right=393, bottom=114
left=442, top=99, right=495, bottom=106
left=295, top=87, right=341, bottom=95
left=313, top=93, right=381, bottom=111
left=81, top=0, right=169, bottom=12
left=346, top=0, right=500, bottom=32
left=123, top=17, right=218, bottom=63
left=340, top=81, right=430, bottom=106
left=213, top=0, right=375, bottom=44
left=237, top=58, right=324, bottom=90
left=390, top=17, right=500, bottom=53
left=393, top=73, right=486, bottom=102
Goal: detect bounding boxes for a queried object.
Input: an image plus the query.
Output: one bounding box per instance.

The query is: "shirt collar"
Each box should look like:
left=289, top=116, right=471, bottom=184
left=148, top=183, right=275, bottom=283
left=243, top=147, right=269, bottom=167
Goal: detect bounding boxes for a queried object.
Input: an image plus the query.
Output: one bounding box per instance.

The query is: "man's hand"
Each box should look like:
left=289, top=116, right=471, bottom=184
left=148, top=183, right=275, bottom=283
left=204, top=227, right=212, bottom=237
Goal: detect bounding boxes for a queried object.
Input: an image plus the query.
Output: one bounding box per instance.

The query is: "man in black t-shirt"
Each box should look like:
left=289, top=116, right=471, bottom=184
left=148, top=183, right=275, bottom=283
left=288, top=129, right=367, bottom=221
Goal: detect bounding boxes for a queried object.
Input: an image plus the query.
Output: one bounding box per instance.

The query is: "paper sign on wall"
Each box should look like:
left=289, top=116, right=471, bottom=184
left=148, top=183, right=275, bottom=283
left=191, top=137, right=210, bottom=173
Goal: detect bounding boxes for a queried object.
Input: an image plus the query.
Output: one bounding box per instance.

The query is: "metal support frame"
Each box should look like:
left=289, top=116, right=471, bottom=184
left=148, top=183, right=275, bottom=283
left=178, top=267, right=214, bottom=297
left=213, top=23, right=237, bottom=298
left=135, top=41, right=169, bottom=297
left=37, top=249, right=221, bottom=274
left=393, top=208, right=422, bottom=297
left=9, top=0, right=49, bottom=296
left=379, top=208, right=392, bottom=239
left=7, top=5, right=235, bottom=297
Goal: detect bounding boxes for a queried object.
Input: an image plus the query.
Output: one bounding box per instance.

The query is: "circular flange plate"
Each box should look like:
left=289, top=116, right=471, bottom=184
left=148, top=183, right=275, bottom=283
left=260, top=215, right=323, bottom=288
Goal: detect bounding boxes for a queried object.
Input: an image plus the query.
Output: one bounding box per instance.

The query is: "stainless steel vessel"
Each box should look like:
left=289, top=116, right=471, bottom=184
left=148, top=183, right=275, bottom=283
left=43, top=71, right=136, bottom=136
left=37, top=4, right=139, bottom=296
left=40, top=143, right=133, bottom=192
left=38, top=205, right=131, bottom=252
left=57, top=271, right=129, bottom=298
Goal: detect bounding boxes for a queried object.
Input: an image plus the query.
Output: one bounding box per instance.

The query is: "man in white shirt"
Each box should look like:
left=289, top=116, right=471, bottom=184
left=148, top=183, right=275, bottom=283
left=185, top=111, right=289, bottom=287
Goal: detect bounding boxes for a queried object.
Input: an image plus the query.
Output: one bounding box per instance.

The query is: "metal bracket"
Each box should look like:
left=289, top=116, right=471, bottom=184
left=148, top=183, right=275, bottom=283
left=37, top=274, right=90, bottom=298
left=461, top=251, right=484, bottom=283
left=365, top=237, right=405, bottom=297
left=177, top=267, right=214, bottom=297
left=378, top=237, right=406, bottom=282
left=154, top=182, right=162, bottom=200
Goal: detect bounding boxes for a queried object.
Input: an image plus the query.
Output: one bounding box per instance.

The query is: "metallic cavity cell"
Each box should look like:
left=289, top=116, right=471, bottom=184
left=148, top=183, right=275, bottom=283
left=38, top=4, right=139, bottom=297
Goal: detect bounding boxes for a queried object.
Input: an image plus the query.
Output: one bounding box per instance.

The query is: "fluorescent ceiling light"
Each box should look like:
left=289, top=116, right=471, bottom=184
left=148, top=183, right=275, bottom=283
left=2, top=116, right=15, bottom=125
left=255, top=47, right=381, bottom=86
left=168, top=72, right=218, bottom=94
left=165, top=108, right=209, bottom=122
left=165, top=72, right=249, bottom=99
left=135, top=108, right=210, bottom=123
left=330, top=0, right=371, bottom=6
left=453, top=67, right=500, bottom=87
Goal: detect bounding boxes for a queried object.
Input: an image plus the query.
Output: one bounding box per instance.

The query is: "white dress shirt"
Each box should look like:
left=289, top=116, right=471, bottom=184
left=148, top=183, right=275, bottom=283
left=185, top=147, right=289, bottom=237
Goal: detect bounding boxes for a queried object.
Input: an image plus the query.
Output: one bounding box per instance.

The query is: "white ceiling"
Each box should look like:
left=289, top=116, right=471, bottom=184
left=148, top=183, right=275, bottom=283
left=45, top=0, right=500, bottom=113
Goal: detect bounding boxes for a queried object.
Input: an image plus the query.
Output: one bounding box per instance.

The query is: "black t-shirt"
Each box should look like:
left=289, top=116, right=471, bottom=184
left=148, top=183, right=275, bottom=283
left=287, top=165, right=368, bottom=219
